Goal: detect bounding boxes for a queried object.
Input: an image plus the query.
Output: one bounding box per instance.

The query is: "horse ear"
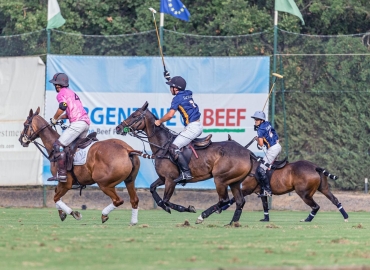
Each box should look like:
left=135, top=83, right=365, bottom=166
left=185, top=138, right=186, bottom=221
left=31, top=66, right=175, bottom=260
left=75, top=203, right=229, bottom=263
left=35, top=107, right=40, bottom=115
left=142, top=101, right=149, bottom=111
left=29, top=109, right=33, bottom=117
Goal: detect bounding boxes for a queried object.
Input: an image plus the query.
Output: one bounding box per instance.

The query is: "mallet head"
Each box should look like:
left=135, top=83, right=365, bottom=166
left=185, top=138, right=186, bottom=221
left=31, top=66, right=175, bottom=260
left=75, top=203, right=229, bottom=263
left=149, top=7, right=157, bottom=14
left=272, top=73, right=284, bottom=79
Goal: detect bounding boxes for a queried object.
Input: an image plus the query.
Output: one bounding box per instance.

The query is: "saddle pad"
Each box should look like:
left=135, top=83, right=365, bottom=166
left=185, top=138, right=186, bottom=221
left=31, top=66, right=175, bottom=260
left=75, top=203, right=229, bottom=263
left=73, top=142, right=97, bottom=166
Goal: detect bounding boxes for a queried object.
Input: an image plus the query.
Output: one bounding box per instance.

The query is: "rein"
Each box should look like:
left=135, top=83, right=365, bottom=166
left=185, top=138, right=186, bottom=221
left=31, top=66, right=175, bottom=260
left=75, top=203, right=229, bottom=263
left=22, top=115, right=66, bottom=161
left=124, top=109, right=176, bottom=155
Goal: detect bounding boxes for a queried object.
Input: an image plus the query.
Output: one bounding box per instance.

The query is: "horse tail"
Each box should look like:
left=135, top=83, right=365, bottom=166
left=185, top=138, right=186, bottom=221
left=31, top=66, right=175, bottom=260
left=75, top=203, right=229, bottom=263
left=128, top=150, right=155, bottom=159
left=315, top=167, right=338, bottom=180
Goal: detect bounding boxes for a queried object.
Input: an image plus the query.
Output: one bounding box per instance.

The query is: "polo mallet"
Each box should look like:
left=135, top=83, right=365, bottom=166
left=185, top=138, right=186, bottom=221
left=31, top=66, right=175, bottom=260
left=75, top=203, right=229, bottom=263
left=148, top=7, right=168, bottom=73
left=262, top=73, right=284, bottom=112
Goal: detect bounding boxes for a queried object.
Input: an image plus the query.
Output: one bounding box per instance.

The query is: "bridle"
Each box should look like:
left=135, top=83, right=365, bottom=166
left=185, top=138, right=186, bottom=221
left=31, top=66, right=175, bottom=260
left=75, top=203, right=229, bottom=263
left=21, top=114, right=49, bottom=143
left=20, top=114, right=55, bottom=159
left=119, top=109, right=176, bottom=155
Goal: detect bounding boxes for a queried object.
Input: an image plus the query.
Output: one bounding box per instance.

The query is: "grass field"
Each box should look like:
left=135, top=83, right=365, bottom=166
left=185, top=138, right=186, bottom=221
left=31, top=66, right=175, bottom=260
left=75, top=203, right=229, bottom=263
left=1, top=208, right=370, bottom=270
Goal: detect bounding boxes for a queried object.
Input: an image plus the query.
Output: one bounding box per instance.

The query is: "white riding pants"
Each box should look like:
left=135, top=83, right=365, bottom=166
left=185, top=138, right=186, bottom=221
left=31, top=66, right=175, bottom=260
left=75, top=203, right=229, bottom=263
left=261, top=142, right=282, bottom=171
left=173, top=121, right=203, bottom=149
left=58, top=121, right=90, bottom=146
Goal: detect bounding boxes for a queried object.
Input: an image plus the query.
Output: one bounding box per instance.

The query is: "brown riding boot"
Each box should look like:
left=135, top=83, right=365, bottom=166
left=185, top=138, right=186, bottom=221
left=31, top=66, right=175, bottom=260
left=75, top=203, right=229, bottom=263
left=57, top=151, right=67, bottom=182
left=49, top=141, right=67, bottom=182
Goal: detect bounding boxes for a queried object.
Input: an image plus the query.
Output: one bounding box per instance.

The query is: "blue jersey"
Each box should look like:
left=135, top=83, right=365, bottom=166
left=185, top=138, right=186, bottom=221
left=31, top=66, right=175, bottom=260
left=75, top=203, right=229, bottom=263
left=170, top=90, right=201, bottom=126
left=257, top=121, right=279, bottom=149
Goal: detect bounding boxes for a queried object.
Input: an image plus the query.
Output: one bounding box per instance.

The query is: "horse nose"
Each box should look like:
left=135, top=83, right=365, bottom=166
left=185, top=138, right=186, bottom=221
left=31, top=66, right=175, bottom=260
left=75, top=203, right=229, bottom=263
left=116, top=125, right=123, bottom=134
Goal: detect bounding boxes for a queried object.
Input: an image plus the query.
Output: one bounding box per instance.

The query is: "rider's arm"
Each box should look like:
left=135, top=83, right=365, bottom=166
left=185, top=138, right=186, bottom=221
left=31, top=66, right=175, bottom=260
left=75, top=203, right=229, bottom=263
left=155, top=109, right=176, bottom=126
left=257, top=137, right=264, bottom=147
left=59, top=114, right=68, bottom=119
left=53, top=108, right=65, bottom=120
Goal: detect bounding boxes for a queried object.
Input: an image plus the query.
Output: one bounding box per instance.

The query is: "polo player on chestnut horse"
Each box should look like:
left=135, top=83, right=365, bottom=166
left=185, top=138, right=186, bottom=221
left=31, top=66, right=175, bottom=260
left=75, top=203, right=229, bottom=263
left=19, top=107, right=141, bottom=224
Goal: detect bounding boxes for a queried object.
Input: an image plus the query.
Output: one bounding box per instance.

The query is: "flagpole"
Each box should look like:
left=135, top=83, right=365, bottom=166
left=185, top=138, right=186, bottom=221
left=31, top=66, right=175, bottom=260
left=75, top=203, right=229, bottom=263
left=159, top=13, right=164, bottom=57
left=271, top=10, right=278, bottom=127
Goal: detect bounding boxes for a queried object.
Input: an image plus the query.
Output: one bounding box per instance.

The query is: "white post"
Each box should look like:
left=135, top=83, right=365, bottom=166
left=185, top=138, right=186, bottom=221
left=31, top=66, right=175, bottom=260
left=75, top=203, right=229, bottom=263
left=365, top=178, right=368, bottom=194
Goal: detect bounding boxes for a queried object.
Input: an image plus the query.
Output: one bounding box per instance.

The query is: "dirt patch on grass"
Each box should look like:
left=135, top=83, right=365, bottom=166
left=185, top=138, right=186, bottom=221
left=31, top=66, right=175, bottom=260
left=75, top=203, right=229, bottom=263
left=0, top=186, right=369, bottom=212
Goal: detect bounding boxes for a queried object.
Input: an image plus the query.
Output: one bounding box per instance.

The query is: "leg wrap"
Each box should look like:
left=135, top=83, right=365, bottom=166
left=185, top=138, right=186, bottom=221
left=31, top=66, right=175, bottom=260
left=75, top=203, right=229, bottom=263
left=232, top=209, right=243, bottom=222
left=221, top=198, right=235, bottom=211
left=305, top=206, right=320, bottom=222
left=55, top=200, right=72, bottom=215
left=337, top=203, right=349, bottom=219
left=171, top=203, right=187, bottom=212
left=131, top=208, right=138, bottom=224
left=102, top=203, right=117, bottom=216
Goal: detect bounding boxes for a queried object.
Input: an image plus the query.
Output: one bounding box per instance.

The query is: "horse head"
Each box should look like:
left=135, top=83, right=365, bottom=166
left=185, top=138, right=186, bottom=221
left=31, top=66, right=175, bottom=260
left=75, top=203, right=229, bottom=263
left=116, top=101, right=149, bottom=135
left=19, top=107, right=50, bottom=147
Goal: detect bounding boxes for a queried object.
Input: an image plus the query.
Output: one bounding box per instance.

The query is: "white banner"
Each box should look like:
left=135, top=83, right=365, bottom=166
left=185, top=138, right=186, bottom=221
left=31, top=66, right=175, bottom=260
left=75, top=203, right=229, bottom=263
left=0, top=57, right=45, bottom=185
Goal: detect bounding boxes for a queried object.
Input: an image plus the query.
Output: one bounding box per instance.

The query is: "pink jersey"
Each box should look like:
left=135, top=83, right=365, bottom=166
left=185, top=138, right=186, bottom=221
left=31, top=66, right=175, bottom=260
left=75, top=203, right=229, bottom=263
left=57, top=87, right=90, bottom=125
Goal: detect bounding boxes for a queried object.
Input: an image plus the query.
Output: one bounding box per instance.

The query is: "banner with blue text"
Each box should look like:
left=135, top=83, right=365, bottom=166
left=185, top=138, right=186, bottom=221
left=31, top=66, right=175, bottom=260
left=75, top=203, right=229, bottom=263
left=45, top=55, right=269, bottom=188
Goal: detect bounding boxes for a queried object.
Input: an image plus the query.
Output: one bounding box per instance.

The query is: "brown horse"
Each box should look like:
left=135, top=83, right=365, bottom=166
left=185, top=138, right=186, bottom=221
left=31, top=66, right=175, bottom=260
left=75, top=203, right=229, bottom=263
left=217, top=138, right=349, bottom=223
left=115, top=102, right=253, bottom=225
left=19, top=107, right=140, bottom=224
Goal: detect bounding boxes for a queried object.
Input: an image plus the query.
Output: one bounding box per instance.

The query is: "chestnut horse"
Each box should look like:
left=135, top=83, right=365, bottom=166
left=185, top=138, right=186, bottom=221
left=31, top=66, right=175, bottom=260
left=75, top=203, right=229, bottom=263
left=19, top=107, right=140, bottom=224
left=116, top=102, right=253, bottom=225
left=217, top=137, right=349, bottom=222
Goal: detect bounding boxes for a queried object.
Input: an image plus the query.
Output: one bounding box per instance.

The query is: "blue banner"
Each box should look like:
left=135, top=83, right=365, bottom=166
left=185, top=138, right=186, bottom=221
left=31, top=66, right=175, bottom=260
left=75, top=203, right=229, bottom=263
left=45, top=55, right=269, bottom=189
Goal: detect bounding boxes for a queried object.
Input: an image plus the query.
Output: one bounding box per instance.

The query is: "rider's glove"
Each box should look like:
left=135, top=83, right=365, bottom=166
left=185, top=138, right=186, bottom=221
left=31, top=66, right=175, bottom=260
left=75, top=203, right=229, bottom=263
left=164, top=70, right=171, bottom=81
left=257, top=144, right=263, bottom=150
left=50, top=118, right=58, bottom=125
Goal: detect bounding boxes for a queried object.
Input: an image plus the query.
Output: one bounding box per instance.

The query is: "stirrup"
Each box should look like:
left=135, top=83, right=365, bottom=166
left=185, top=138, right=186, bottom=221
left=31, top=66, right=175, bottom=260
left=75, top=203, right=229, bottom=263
left=173, top=172, right=193, bottom=184
left=47, top=176, right=58, bottom=182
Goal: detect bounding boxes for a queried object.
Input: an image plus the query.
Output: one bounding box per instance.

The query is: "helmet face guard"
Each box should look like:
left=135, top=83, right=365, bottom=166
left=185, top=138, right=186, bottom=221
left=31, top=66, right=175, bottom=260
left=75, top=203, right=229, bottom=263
left=166, top=76, right=186, bottom=90
left=49, top=73, right=69, bottom=87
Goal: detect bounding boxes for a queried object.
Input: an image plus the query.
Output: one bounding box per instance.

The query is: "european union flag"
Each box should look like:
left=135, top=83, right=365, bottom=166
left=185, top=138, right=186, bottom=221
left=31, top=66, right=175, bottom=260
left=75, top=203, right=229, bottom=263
left=160, top=0, right=190, bottom=22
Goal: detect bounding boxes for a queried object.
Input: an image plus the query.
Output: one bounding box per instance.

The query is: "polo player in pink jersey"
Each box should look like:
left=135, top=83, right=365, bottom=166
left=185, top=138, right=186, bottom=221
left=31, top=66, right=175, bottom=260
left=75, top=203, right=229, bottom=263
left=48, top=73, right=91, bottom=182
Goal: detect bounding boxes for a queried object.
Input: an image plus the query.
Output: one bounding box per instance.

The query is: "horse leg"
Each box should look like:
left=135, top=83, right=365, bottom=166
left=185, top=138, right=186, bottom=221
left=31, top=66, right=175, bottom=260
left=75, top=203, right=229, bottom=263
left=150, top=178, right=171, bottom=213
left=99, top=185, right=124, bottom=224
left=319, top=190, right=349, bottom=222
left=162, top=180, right=196, bottom=213
left=228, top=182, right=245, bottom=225
left=196, top=184, right=230, bottom=224
left=54, top=183, right=82, bottom=221
left=125, top=180, right=140, bottom=225
left=260, top=196, right=270, bottom=222
left=297, top=192, right=320, bottom=222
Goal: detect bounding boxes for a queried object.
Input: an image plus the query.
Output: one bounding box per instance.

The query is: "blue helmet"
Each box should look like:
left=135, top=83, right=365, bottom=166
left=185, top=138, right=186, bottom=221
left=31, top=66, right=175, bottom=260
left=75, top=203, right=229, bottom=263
left=251, top=111, right=266, bottom=121
left=166, top=76, right=186, bottom=90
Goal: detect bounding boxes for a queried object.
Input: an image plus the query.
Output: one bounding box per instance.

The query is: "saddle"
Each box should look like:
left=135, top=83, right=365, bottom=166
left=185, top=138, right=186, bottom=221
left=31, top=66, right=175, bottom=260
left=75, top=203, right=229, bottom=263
left=170, top=134, right=212, bottom=164
left=65, top=132, right=99, bottom=171
left=255, top=157, right=289, bottom=183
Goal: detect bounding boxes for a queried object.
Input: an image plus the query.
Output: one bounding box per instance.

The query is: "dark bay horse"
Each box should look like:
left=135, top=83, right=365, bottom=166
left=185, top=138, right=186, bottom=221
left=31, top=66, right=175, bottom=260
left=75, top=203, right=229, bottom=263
left=19, top=107, right=140, bottom=224
left=216, top=137, right=349, bottom=223
left=116, top=102, right=253, bottom=225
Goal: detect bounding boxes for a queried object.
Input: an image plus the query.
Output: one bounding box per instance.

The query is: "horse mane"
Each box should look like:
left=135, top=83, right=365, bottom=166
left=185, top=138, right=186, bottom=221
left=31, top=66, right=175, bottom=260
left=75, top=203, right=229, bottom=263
left=34, top=114, right=59, bottom=138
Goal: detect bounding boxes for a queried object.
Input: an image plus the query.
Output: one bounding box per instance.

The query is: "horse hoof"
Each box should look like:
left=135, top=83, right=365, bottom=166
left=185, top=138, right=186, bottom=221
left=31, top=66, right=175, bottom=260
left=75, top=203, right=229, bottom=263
left=344, top=219, right=348, bottom=222
left=260, top=218, right=269, bottom=222
left=130, top=222, right=137, bottom=226
left=300, top=219, right=311, bottom=222
left=195, top=218, right=203, bottom=224
left=102, top=215, right=109, bottom=223
left=59, top=211, right=67, bottom=222
left=215, top=209, right=222, bottom=214
left=71, top=211, right=82, bottom=220
left=164, top=207, right=171, bottom=214
left=188, top=205, right=196, bottom=213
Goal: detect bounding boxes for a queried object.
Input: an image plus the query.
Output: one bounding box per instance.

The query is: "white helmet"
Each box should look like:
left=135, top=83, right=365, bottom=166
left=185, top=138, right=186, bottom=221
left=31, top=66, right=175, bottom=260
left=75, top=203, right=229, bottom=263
left=251, top=111, right=266, bottom=121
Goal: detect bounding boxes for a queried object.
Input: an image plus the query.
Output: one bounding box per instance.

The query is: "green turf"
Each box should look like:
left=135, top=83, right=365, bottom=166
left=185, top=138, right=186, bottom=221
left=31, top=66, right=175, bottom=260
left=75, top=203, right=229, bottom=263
left=1, top=208, right=370, bottom=270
